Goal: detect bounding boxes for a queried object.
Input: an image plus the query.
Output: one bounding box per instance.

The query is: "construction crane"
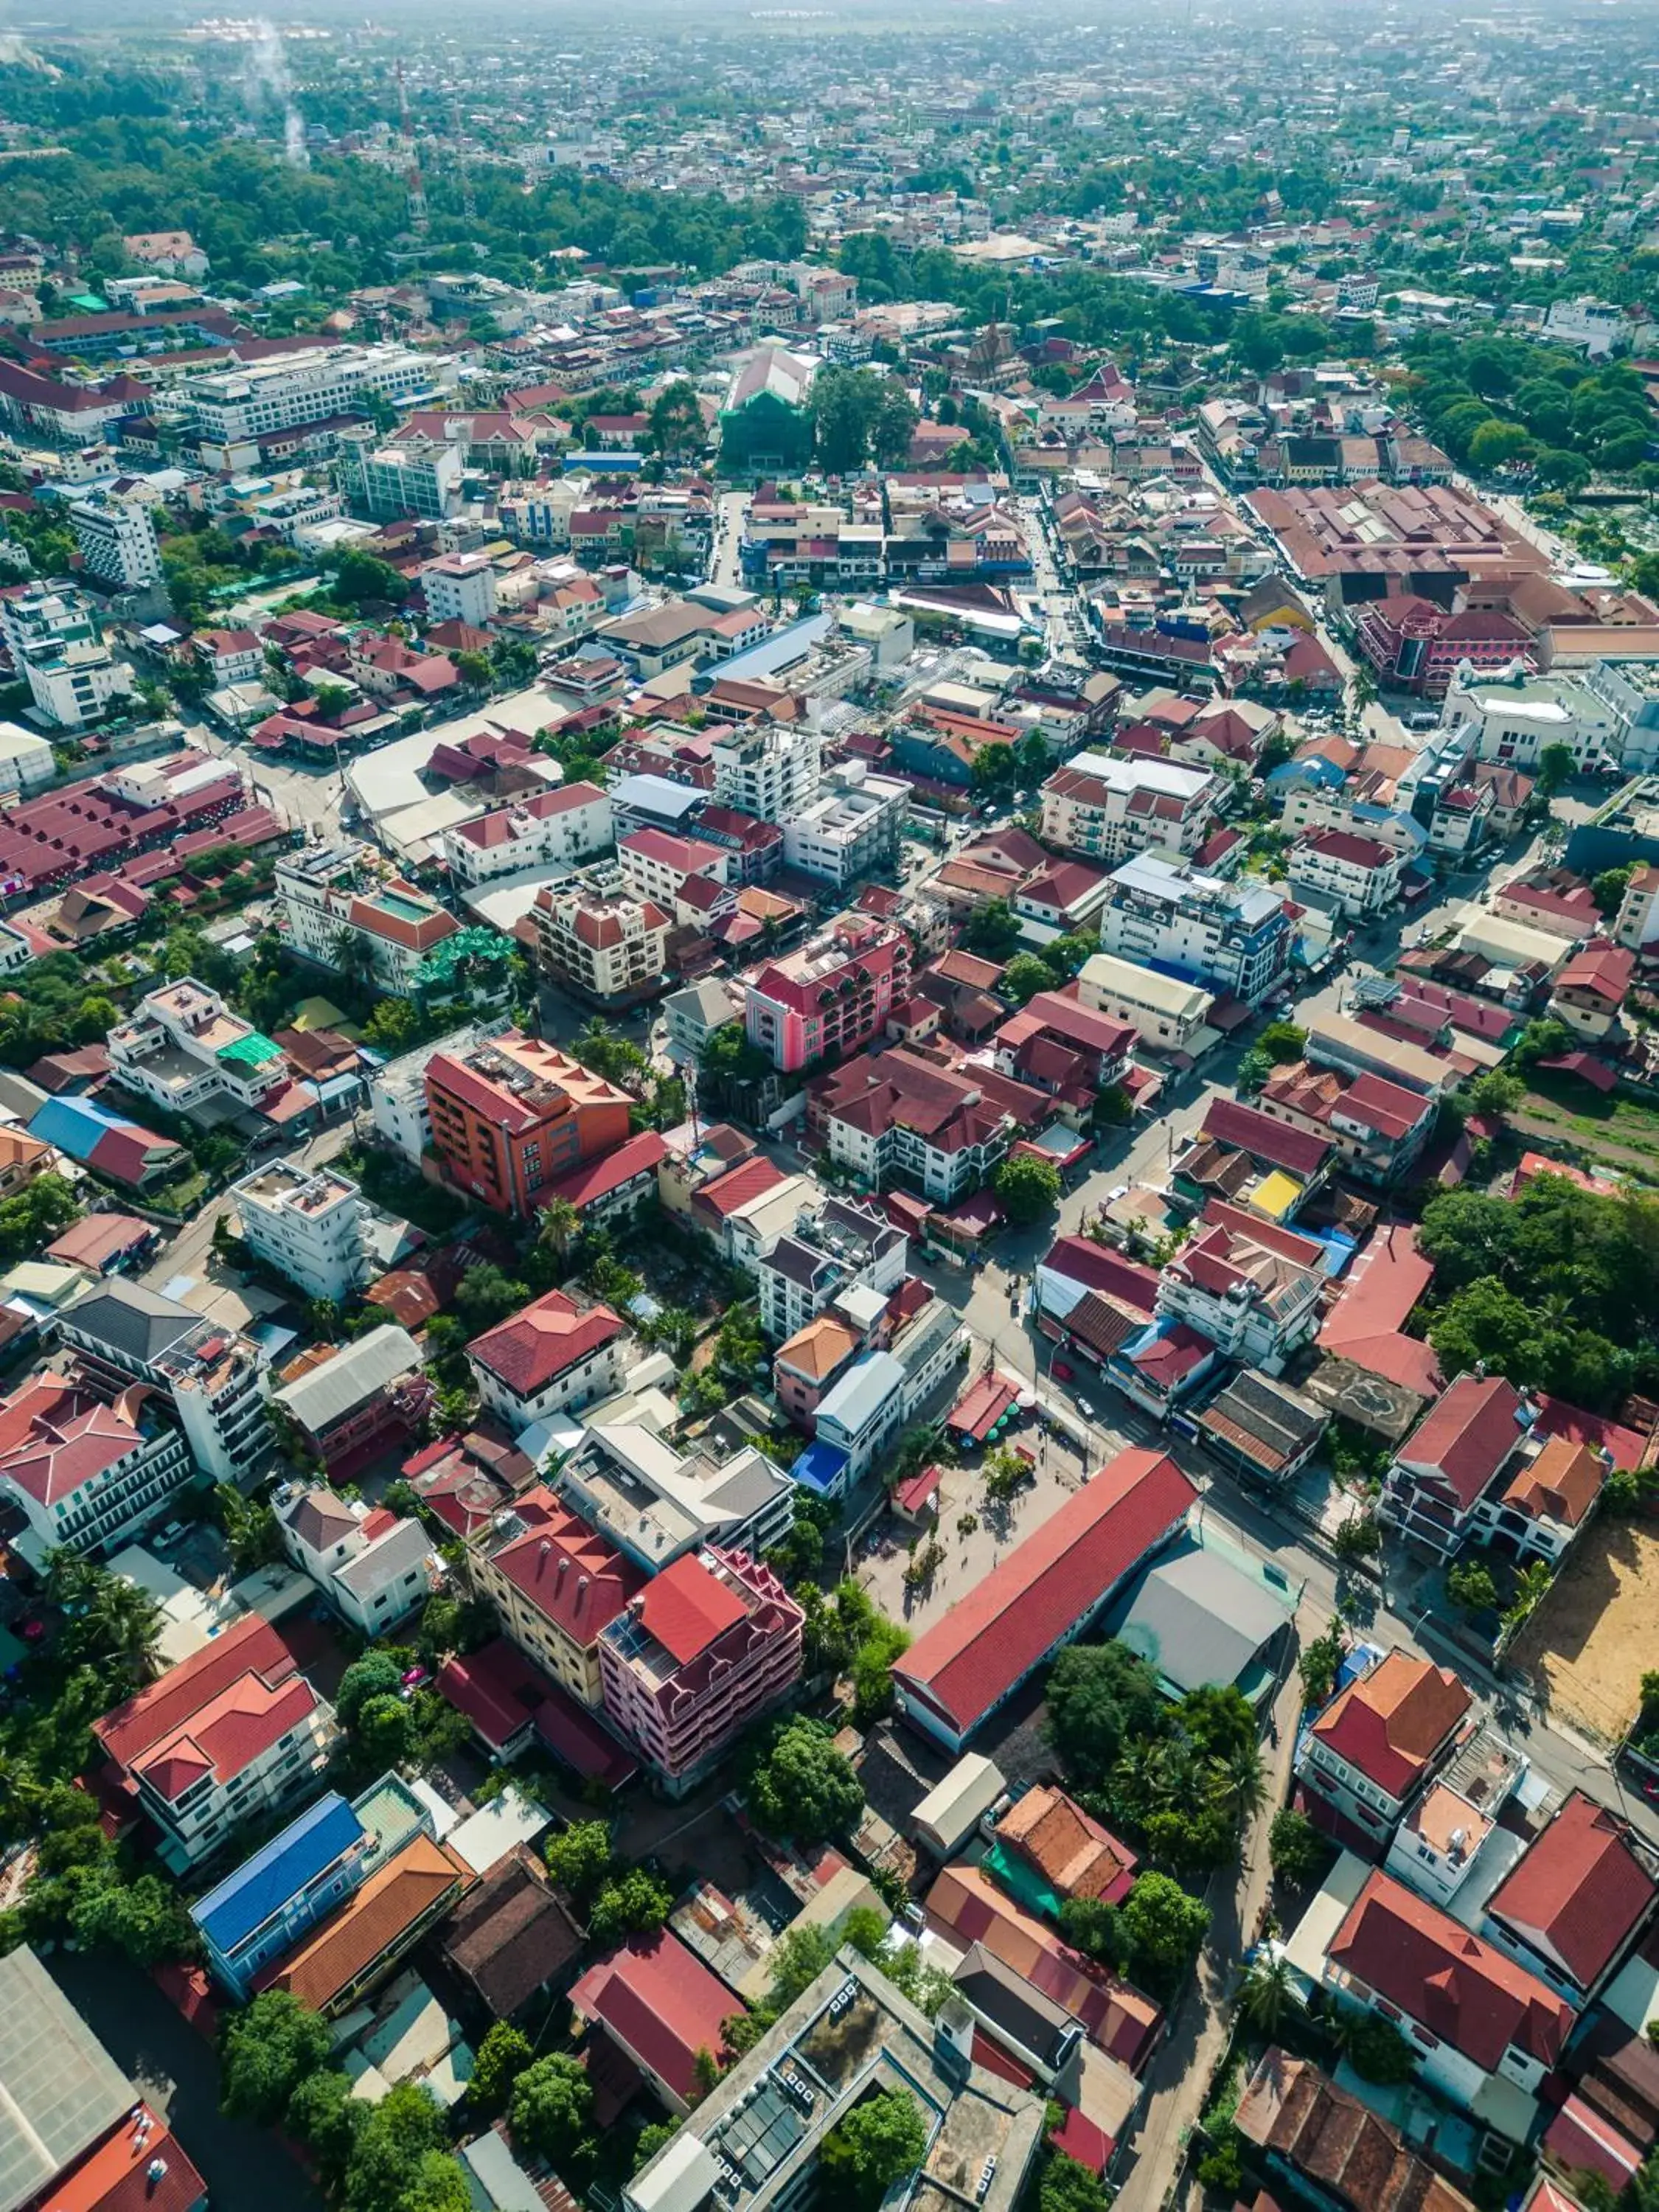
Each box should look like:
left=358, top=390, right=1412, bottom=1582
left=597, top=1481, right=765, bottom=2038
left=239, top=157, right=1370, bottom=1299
left=451, top=97, right=478, bottom=224
left=395, top=60, right=428, bottom=241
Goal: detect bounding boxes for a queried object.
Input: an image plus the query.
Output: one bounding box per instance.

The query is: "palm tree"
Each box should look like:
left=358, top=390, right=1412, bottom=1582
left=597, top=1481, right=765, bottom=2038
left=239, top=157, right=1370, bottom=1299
left=1213, top=1742, right=1268, bottom=1823
left=1237, top=1951, right=1299, bottom=2037
left=74, top=1573, right=163, bottom=1687
left=331, top=926, right=377, bottom=995
left=538, top=1198, right=581, bottom=1264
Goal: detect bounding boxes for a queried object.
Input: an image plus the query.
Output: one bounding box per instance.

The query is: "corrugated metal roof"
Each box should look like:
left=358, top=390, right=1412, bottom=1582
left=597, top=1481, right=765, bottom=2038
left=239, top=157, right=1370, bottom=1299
left=192, top=1791, right=363, bottom=1953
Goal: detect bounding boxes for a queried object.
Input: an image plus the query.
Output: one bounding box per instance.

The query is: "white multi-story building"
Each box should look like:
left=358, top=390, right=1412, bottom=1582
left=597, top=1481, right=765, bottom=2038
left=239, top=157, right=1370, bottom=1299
left=1287, top=830, right=1405, bottom=919
left=1157, top=1206, right=1326, bottom=1374
left=90, top=1614, right=338, bottom=1871
left=275, top=841, right=459, bottom=993
left=1540, top=297, right=1627, bottom=357
left=782, top=763, right=908, bottom=886
left=757, top=1196, right=908, bottom=1346
left=557, top=1422, right=796, bottom=1574
left=616, top=826, right=731, bottom=909
left=276, top=1484, right=437, bottom=1636
left=0, top=717, right=57, bottom=797
left=1077, top=951, right=1214, bottom=1054
left=437, top=782, right=613, bottom=886
left=532, top=879, right=671, bottom=1006
left=55, top=1278, right=273, bottom=1486
left=232, top=1164, right=371, bottom=1303
left=184, top=344, right=450, bottom=455
left=0, top=1374, right=195, bottom=1559
left=340, top=436, right=464, bottom=522
left=710, top=723, right=822, bottom=823
left=0, top=582, right=134, bottom=728
left=1576, top=659, right=1659, bottom=775
left=1041, top=752, right=1220, bottom=864
left=1096, top=850, right=1291, bottom=1006
left=422, top=551, right=498, bottom=627
left=68, top=486, right=164, bottom=590
left=1442, top=666, right=1619, bottom=773
left=107, top=978, right=289, bottom=1126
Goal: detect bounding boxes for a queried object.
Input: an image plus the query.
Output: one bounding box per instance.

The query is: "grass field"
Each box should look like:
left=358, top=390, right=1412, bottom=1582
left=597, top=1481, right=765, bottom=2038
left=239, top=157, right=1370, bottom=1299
left=1515, top=1071, right=1659, bottom=1183
left=1509, top=1519, right=1659, bottom=1744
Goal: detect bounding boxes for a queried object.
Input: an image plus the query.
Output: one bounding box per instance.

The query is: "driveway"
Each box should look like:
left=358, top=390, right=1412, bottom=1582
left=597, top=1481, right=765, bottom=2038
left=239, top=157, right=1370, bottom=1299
left=43, top=1949, right=327, bottom=2212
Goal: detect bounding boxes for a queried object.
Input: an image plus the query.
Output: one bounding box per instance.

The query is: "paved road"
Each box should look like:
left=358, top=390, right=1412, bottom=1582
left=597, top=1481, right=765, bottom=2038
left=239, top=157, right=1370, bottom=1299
left=44, top=1949, right=327, bottom=2212
left=709, top=489, right=752, bottom=589
left=140, top=1115, right=358, bottom=1298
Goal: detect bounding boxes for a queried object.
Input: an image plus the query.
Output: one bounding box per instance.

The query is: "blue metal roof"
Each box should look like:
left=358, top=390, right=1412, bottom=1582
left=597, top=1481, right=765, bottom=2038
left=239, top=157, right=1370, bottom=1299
left=709, top=611, right=834, bottom=687
left=192, top=1791, right=362, bottom=1952
left=790, top=1440, right=850, bottom=1498
left=27, top=1094, right=138, bottom=1165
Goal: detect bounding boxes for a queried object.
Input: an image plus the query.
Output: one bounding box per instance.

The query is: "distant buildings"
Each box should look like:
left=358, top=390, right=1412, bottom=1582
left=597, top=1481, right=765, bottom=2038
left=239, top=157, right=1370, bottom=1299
left=437, top=782, right=613, bottom=886
left=0, top=581, right=134, bottom=728
left=717, top=344, right=818, bottom=471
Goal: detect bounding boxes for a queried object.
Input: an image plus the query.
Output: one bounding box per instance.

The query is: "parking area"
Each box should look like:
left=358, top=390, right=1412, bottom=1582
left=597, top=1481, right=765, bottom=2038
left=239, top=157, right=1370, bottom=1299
left=855, top=1416, right=1091, bottom=1632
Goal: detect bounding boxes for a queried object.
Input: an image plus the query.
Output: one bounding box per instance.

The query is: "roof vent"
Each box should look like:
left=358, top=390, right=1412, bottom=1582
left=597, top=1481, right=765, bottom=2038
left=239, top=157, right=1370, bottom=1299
left=147, top=2161, right=168, bottom=2186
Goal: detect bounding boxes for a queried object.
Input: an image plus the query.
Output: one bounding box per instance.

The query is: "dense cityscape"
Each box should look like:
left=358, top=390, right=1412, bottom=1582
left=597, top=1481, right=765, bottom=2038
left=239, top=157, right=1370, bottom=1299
left=1, top=15, right=1658, bottom=2212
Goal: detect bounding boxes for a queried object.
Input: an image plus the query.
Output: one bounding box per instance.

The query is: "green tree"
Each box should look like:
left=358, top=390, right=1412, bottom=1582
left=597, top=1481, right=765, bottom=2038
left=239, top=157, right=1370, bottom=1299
left=287, top=2070, right=367, bottom=2190
left=220, top=1990, right=333, bottom=2123
left=819, top=2089, right=929, bottom=2211
left=453, top=1263, right=531, bottom=1335
left=960, top=897, right=1023, bottom=959
left=1237, top=1048, right=1271, bottom=1096
left=872, top=380, right=920, bottom=467
left=1258, top=1019, right=1307, bottom=1065
left=1267, top=1808, right=1328, bottom=1885
left=1237, top=1950, right=1301, bottom=2035
left=1447, top=1559, right=1499, bottom=1614
left=1298, top=1626, right=1343, bottom=1707
left=1467, top=1071, right=1523, bottom=1121
left=992, top=1152, right=1061, bottom=1225
left=1338, top=2011, right=1418, bottom=2085
left=509, top=2055, right=597, bottom=2170
left=1058, top=1895, right=1127, bottom=1971
left=544, top=1819, right=615, bottom=1906
left=633, top=2124, right=681, bottom=2176
left=336, top=1649, right=406, bottom=1732
left=1120, top=1872, right=1210, bottom=1987
left=588, top=1867, right=675, bottom=1944
left=468, top=2023, right=535, bottom=2119
left=650, top=378, right=706, bottom=458
left=1468, top=420, right=1532, bottom=470
left=343, top=2082, right=449, bottom=2212
left=1038, top=2154, right=1110, bottom=2212
left=1536, top=740, right=1576, bottom=796
left=1046, top=1641, right=1165, bottom=1792
left=999, top=953, right=1056, bottom=1006
left=742, top=1716, right=863, bottom=1845
left=767, top=1924, right=840, bottom=2007
left=1593, top=864, right=1635, bottom=917
left=354, top=1691, right=414, bottom=1769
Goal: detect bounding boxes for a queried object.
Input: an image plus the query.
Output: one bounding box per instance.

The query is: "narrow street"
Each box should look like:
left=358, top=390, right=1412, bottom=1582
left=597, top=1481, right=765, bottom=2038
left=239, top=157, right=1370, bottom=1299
left=1113, top=1664, right=1302, bottom=2212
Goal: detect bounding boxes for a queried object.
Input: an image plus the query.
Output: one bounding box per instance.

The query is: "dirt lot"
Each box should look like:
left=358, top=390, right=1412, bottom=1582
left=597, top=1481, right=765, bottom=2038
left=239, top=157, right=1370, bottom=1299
left=1509, top=1519, right=1659, bottom=1743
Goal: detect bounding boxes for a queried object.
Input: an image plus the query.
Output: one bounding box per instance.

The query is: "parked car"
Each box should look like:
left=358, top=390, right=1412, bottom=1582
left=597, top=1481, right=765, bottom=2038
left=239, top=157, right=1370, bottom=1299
left=1052, top=1359, right=1076, bottom=1382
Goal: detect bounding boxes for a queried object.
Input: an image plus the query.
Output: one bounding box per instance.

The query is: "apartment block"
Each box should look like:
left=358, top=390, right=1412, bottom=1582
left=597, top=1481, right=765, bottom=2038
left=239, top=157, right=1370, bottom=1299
left=624, top=1949, right=1044, bottom=2212
left=782, top=763, right=908, bottom=886
left=599, top=1547, right=803, bottom=1794
left=744, top=914, right=912, bottom=1073
left=1156, top=1201, right=1326, bottom=1375
left=68, top=484, right=163, bottom=590
left=107, top=978, right=289, bottom=1127
left=1287, top=830, right=1405, bottom=920
left=55, top=1278, right=271, bottom=1486
left=557, top=1420, right=796, bottom=1572
left=275, top=841, right=459, bottom=994
left=0, top=580, right=134, bottom=728
left=92, top=1615, right=338, bottom=1871
left=463, top=1483, right=643, bottom=1705
left=710, top=722, right=822, bottom=823
left=0, top=1373, right=195, bottom=1559
left=341, top=435, right=464, bottom=521
left=531, top=879, right=672, bottom=1007
left=424, top=1029, right=631, bottom=1215
left=184, top=344, right=446, bottom=459
left=618, top=825, right=731, bottom=911
left=1041, top=752, right=1219, bottom=863
left=276, top=1484, right=437, bottom=1637
left=757, top=1194, right=907, bottom=1344
left=813, top=1046, right=1046, bottom=1204
left=437, top=782, right=613, bottom=886
left=423, top=551, right=498, bottom=626
left=465, top=1287, right=628, bottom=1431
left=232, top=1163, right=370, bottom=1303
left=1096, top=851, right=1291, bottom=1006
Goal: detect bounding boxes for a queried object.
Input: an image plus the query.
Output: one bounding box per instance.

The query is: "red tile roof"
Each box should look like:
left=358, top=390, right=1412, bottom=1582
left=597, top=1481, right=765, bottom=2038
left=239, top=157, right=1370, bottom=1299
left=94, top=1615, right=305, bottom=1777
left=467, top=1288, right=625, bottom=1398
left=39, top=2107, right=206, bottom=2212
left=484, top=1489, right=643, bottom=1647
left=1200, top=1096, right=1329, bottom=1178
left=1397, top=1374, right=1528, bottom=1512
left=1329, top=1868, right=1576, bottom=2071
left=1487, top=1792, right=1657, bottom=1992
left=1310, top=1649, right=1469, bottom=1801
left=893, top=1447, right=1197, bottom=1738
left=544, top=1130, right=667, bottom=1210
left=636, top=1553, right=749, bottom=1666
left=571, top=1929, right=738, bottom=2104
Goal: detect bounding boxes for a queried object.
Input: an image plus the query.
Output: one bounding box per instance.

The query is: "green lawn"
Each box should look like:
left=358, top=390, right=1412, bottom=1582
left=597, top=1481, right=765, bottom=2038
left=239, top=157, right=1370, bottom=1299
left=1517, top=1071, right=1659, bottom=1178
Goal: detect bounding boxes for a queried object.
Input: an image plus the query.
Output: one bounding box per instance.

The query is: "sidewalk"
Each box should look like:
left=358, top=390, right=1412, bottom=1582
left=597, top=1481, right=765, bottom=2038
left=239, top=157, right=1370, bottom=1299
left=1113, top=1660, right=1303, bottom=2212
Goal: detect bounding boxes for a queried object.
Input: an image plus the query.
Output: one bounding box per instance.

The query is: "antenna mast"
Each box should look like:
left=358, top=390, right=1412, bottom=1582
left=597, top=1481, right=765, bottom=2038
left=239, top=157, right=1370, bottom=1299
left=396, top=62, right=428, bottom=241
